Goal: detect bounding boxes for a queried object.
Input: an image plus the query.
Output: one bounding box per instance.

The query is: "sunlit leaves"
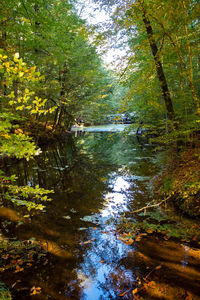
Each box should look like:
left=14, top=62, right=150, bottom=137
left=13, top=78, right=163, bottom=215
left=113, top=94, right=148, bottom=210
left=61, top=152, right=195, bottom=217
left=0, top=170, right=53, bottom=211
left=0, top=53, right=55, bottom=212
left=30, top=287, right=41, bottom=296
left=0, top=53, right=57, bottom=117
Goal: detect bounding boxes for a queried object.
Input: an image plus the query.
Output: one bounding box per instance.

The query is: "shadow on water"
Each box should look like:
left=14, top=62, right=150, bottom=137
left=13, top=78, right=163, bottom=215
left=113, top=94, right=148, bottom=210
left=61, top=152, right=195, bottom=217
left=1, top=125, right=200, bottom=299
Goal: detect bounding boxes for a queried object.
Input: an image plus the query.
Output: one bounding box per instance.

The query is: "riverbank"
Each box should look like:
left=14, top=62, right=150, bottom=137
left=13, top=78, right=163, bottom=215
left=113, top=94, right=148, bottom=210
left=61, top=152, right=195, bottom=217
left=13, top=120, right=71, bottom=146
left=154, top=143, right=200, bottom=218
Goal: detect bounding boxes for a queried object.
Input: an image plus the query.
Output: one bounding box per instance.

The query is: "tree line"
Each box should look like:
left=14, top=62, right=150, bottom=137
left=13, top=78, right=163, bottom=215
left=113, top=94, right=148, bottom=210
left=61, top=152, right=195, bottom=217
left=95, top=0, right=200, bottom=141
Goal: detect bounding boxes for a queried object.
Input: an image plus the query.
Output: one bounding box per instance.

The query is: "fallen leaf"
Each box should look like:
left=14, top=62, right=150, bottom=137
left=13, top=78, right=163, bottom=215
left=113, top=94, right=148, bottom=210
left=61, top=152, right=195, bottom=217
left=132, top=288, right=138, bottom=295
left=148, top=281, right=156, bottom=288
left=185, top=293, right=193, bottom=300
left=14, top=266, right=24, bottom=273
left=11, top=260, right=17, bottom=265
left=30, top=286, right=41, bottom=296
left=125, top=238, right=134, bottom=245
left=80, top=240, right=92, bottom=245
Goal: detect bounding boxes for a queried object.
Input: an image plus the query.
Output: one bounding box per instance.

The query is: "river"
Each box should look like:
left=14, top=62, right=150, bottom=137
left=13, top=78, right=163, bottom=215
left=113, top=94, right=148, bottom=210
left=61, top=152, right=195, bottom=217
left=1, top=125, right=200, bottom=299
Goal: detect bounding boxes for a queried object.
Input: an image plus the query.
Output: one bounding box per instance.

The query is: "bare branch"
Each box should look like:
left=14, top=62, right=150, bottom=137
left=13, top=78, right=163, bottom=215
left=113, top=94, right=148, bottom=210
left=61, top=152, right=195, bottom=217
left=128, top=196, right=171, bottom=214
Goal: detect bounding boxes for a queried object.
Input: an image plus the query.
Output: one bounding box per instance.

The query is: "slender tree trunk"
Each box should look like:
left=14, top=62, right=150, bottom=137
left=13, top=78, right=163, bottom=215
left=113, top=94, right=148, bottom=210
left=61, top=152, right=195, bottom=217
left=54, top=64, right=69, bottom=129
left=182, top=0, right=200, bottom=114
left=34, top=4, right=40, bottom=54
left=148, top=5, right=200, bottom=115
left=0, top=19, right=7, bottom=96
left=141, top=5, right=175, bottom=122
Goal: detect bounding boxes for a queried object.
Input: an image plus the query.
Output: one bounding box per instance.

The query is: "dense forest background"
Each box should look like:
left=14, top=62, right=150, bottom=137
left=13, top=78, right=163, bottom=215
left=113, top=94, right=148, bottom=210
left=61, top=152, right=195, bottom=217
left=1, top=0, right=200, bottom=133
left=0, top=0, right=200, bottom=214
left=0, top=0, right=200, bottom=298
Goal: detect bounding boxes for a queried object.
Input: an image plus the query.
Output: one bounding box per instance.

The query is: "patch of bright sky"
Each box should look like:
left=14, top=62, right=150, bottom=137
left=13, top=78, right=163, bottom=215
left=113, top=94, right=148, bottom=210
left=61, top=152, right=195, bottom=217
left=75, top=0, right=129, bottom=70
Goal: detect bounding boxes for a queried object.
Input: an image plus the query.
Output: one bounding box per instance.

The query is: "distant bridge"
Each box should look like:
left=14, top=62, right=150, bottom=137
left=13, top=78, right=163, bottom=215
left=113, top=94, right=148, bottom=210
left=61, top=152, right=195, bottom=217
left=106, top=114, right=132, bottom=124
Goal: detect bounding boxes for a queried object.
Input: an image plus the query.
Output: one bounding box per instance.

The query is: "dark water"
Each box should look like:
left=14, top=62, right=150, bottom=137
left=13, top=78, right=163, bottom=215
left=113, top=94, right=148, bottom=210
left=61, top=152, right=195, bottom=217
left=2, top=125, right=200, bottom=299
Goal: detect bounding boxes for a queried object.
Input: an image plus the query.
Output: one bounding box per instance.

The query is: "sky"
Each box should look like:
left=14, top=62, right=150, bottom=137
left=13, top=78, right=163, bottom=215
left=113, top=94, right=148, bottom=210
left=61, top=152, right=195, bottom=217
left=75, top=0, right=129, bottom=70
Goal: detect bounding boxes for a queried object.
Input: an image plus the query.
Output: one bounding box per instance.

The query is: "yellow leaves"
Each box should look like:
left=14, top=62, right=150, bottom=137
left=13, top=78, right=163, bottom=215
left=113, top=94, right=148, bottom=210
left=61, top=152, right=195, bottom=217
left=80, top=238, right=95, bottom=245
left=14, top=265, right=24, bottom=273
left=6, top=82, right=54, bottom=116
left=147, top=281, right=156, bottom=288
left=148, top=101, right=162, bottom=109
left=8, top=91, right=15, bottom=99
left=118, top=232, right=147, bottom=245
left=29, top=66, right=36, bottom=73
left=125, top=238, right=134, bottom=245
left=118, top=232, right=134, bottom=245
left=30, top=286, right=41, bottom=296
left=16, top=105, right=25, bottom=111
left=4, top=62, right=10, bottom=68
left=18, top=71, right=24, bottom=78
left=80, top=240, right=92, bottom=245
left=1, top=133, right=10, bottom=139
left=132, top=287, right=138, bottom=295
left=118, top=265, right=163, bottom=298
left=0, top=54, right=7, bottom=60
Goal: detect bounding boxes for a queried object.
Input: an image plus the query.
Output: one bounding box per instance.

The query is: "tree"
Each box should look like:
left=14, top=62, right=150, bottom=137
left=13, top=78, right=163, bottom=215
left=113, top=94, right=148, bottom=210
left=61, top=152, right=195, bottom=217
left=0, top=52, right=53, bottom=211
left=0, top=0, right=115, bottom=129
left=95, top=0, right=200, bottom=135
left=138, top=0, right=175, bottom=121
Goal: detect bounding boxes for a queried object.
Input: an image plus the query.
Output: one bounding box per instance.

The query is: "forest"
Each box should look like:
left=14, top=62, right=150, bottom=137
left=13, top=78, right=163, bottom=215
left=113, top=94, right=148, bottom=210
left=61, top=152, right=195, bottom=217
left=0, top=0, right=200, bottom=299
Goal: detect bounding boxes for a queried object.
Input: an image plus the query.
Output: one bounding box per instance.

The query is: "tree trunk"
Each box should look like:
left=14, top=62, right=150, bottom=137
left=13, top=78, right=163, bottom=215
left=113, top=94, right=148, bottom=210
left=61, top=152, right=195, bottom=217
left=34, top=4, right=40, bottom=54
left=141, top=6, right=175, bottom=122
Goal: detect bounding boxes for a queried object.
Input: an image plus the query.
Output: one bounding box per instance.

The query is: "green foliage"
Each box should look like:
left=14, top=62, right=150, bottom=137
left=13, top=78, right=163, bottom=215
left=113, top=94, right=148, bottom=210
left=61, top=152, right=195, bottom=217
left=0, top=53, right=54, bottom=212
left=161, top=176, right=174, bottom=193
left=0, top=52, right=56, bottom=159
left=0, top=113, right=38, bottom=160
left=0, top=282, right=11, bottom=300
left=122, top=208, right=200, bottom=241
left=0, top=0, right=121, bottom=128
left=0, top=171, right=53, bottom=211
left=95, top=0, right=200, bottom=142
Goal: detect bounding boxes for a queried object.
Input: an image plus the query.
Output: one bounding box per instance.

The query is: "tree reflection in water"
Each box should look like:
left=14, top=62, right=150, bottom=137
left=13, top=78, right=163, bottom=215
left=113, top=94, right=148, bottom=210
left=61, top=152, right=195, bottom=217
left=2, top=127, right=199, bottom=299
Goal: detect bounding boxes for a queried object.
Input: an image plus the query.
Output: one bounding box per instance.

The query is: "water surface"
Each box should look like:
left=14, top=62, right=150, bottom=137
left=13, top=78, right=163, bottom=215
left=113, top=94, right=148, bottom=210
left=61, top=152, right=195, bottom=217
left=2, top=125, right=200, bottom=299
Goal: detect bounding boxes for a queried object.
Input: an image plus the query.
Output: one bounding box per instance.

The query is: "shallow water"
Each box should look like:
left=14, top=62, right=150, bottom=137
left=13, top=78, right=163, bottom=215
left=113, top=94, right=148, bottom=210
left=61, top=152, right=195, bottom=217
left=1, top=126, right=200, bottom=299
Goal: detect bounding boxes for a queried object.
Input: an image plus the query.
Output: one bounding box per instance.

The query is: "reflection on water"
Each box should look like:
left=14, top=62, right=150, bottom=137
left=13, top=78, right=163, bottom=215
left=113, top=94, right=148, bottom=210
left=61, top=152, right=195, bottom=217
left=71, top=124, right=131, bottom=133
left=1, top=126, right=200, bottom=299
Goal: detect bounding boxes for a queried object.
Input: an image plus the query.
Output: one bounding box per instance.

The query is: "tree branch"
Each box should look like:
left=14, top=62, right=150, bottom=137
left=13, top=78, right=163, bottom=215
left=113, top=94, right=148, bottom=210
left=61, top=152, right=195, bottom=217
left=128, top=196, right=171, bottom=214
